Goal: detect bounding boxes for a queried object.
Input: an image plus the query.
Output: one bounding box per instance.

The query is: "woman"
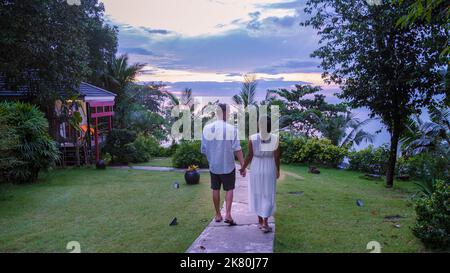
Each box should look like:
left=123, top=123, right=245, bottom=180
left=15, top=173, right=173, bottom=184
left=240, top=116, right=280, bottom=233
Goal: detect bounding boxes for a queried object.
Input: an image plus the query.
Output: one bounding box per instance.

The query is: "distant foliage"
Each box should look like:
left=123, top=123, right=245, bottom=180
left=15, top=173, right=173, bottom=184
left=280, top=133, right=347, bottom=167
left=172, top=141, right=208, bottom=169
left=413, top=180, right=450, bottom=249
left=0, top=102, right=59, bottom=183
left=348, top=145, right=390, bottom=174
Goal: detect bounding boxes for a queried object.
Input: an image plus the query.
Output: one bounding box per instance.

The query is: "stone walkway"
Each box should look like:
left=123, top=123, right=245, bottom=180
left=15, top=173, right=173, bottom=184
left=186, top=167, right=275, bottom=253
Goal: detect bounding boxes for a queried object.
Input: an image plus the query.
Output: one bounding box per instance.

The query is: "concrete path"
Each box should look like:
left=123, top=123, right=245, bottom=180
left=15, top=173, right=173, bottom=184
left=186, top=167, right=275, bottom=253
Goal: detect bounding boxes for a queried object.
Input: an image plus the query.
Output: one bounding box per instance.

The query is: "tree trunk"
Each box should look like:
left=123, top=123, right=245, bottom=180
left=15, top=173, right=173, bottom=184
left=386, top=129, right=400, bottom=188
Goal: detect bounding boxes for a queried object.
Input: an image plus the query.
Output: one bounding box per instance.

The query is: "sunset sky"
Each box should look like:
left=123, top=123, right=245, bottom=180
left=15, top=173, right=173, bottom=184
left=100, top=0, right=390, bottom=146
left=100, top=0, right=333, bottom=95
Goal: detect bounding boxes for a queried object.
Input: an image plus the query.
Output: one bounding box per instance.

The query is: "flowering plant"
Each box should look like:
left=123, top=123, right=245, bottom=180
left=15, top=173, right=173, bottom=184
left=187, top=165, right=199, bottom=172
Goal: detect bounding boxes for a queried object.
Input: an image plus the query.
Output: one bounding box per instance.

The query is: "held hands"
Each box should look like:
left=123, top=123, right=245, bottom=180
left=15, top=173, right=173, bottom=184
left=239, top=167, right=247, bottom=177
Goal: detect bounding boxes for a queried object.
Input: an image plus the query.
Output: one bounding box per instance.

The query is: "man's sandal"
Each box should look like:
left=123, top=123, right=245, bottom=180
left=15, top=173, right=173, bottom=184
left=224, top=219, right=237, bottom=226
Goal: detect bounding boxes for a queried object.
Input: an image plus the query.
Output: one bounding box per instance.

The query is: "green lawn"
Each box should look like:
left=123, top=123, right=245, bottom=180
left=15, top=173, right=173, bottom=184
left=275, top=165, right=425, bottom=253
left=132, top=157, right=173, bottom=168
left=0, top=164, right=427, bottom=253
left=0, top=168, right=212, bottom=253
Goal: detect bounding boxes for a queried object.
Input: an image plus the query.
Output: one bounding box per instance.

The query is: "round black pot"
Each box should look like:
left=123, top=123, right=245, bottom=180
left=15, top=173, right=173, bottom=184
left=96, top=160, right=106, bottom=170
left=185, top=170, right=200, bottom=185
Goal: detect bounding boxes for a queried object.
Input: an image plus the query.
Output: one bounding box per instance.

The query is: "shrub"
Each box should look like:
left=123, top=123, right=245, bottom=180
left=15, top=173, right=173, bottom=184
left=0, top=102, right=60, bottom=183
left=133, top=133, right=160, bottom=162
left=279, top=133, right=307, bottom=164
left=397, top=153, right=449, bottom=182
left=412, top=180, right=450, bottom=249
left=280, top=134, right=347, bottom=167
left=104, top=129, right=138, bottom=164
left=295, top=138, right=347, bottom=167
left=172, top=141, right=208, bottom=168
left=348, top=145, right=389, bottom=174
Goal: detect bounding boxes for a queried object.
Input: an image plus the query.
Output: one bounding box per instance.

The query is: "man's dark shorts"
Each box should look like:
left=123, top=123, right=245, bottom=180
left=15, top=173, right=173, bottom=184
left=210, top=169, right=236, bottom=191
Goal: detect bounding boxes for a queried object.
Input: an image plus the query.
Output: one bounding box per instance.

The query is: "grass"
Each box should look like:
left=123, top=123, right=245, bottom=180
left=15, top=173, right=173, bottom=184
left=0, top=167, right=212, bottom=253
left=132, top=157, right=173, bottom=168
left=0, top=163, right=428, bottom=253
left=275, top=164, right=425, bottom=253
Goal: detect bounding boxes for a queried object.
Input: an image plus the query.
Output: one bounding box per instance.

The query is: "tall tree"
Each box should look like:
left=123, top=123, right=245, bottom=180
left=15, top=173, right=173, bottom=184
left=396, top=0, right=449, bottom=57
left=303, top=0, right=448, bottom=187
left=0, top=0, right=118, bottom=109
left=82, top=0, right=118, bottom=86
left=268, top=85, right=347, bottom=136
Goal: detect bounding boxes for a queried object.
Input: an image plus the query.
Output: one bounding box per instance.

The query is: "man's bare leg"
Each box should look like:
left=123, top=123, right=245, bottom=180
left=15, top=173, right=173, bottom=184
left=213, top=190, right=222, bottom=221
left=225, top=190, right=234, bottom=221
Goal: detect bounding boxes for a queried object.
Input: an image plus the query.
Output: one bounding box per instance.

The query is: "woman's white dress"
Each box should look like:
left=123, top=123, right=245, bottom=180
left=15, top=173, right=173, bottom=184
left=248, top=133, right=278, bottom=218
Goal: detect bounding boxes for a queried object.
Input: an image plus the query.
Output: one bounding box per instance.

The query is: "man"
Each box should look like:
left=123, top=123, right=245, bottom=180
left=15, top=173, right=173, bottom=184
left=201, top=103, right=246, bottom=225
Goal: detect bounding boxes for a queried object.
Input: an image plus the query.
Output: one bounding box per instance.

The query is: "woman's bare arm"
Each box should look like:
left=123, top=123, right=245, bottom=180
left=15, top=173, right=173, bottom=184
left=274, top=144, right=281, bottom=179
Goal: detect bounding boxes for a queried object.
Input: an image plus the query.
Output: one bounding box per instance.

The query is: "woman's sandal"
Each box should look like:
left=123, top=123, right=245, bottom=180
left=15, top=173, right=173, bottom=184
left=261, top=226, right=273, bottom=233
left=224, top=219, right=237, bottom=226
left=215, top=216, right=223, bottom=223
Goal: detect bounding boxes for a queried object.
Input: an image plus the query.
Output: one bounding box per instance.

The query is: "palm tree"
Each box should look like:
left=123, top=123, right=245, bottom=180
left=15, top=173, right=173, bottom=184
left=315, top=112, right=375, bottom=147
left=103, top=54, right=145, bottom=128
left=165, top=88, right=193, bottom=108
left=232, top=75, right=258, bottom=138
left=402, top=106, right=450, bottom=155
left=232, top=75, right=257, bottom=108
left=165, top=88, right=218, bottom=140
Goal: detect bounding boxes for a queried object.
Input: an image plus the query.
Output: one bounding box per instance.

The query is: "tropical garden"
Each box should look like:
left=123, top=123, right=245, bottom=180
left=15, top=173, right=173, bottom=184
left=0, top=0, right=448, bottom=252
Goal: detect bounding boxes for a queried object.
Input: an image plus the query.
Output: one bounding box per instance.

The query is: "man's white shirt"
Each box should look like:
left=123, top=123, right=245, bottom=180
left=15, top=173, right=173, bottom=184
left=201, top=120, right=241, bottom=175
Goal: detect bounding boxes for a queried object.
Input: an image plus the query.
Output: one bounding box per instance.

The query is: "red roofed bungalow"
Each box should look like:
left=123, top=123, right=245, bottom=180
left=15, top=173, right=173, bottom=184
left=0, top=80, right=116, bottom=166
left=55, top=82, right=116, bottom=165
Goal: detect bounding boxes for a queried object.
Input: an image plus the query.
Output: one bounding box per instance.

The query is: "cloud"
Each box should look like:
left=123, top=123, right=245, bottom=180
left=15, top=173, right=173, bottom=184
left=119, top=47, right=154, bottom=56
left=101, top=0, right=296, bottom=37
left=141, top=27, right=172, bottom=35
left=254, top=60, right=321, bottom=74
left=102, top=0, right=326, bottom=88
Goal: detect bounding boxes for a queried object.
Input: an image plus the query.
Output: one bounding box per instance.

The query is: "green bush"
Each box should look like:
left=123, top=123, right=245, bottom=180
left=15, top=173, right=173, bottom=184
left=280, top=134, right=347, bottom=167
left=0, top=102, right=60, bottom=183
left=279, top=133, right=306, bottom=164
left=104, top=129, right=139, bottom=164
left=397, top=153, right=449, bottom=182
left=348, top=145, right=389, bottom=174
left=133, top=133, right=160, bottom=162
left=412, top=180, right=450, bottom=249
left=295, top=138, right=347, bottom=167
left=172, top=141, right=208, bottom=168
